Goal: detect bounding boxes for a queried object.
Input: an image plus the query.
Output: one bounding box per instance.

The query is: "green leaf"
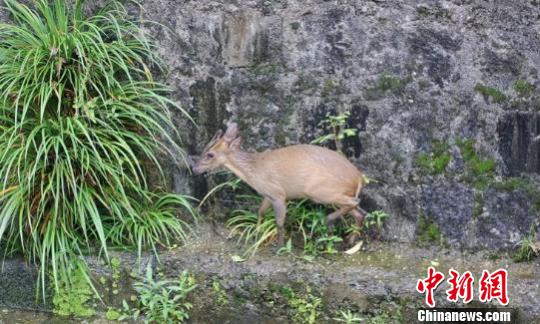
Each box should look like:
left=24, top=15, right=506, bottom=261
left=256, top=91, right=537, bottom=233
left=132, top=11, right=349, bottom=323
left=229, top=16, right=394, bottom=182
left=231, top=255, right=246, bottom=263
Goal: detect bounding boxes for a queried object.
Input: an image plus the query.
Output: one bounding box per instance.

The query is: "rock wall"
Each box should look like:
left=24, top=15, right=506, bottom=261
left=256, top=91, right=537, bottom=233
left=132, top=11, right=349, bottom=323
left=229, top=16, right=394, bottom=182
left=139, top=0, right=540, bottom=250
left=1, top=0, right=537, bottom=250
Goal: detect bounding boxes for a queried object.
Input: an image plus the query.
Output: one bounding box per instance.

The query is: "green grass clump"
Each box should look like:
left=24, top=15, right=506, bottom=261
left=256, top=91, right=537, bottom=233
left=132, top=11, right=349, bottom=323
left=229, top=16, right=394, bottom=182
left=320, top=79, right=346, bottom=97
left=513, top=227, right=539, bottom=262
left=474, top=83, right=507, bottom=103
left=491, top=177, right=537, bottom=196
left=513, top=80, right=535, bottom=96
left=226, top=196, right=278, bottom=256
left=533, top=198, right=540, bottom=212
left=415, top=140, right=451, bottom=175
left=0, top=0, right=196, bottom=298
left=417, top=214, right=443, bottom=246
left=226, top=195, right=365, bottom=258
left=415, top=152, right=451, bottom=174
left=376, top=73, right=412, bottom=92
left=365, top=73, right=412, bottom=100
left=472, top=193, right=484, bottom=218
left=252, top=63, right=281, bottom=75
left=457, top=139, right=496, bottom=189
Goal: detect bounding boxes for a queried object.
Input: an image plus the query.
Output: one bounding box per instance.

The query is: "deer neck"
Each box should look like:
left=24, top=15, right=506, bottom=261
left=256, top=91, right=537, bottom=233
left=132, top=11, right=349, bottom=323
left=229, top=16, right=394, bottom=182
left=224, top=151, right=257, bottom=185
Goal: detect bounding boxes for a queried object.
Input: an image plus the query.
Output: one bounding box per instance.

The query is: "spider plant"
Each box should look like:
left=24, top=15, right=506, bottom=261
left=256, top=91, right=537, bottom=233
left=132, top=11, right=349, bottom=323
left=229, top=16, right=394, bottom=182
left=226, top=196, right=345, bottom=258
left=226, top=195, right=278, bottom=256
left=0, top=0, right=195, bottom=298
left=513, top=226, right=540, bottom=262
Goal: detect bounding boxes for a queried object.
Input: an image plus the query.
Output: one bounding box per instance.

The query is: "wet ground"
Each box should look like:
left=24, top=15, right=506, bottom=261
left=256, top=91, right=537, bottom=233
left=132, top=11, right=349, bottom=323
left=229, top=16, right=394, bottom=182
left=162, top=224, right=540, bottom=323
left=0, top=223, right=539, bottom=323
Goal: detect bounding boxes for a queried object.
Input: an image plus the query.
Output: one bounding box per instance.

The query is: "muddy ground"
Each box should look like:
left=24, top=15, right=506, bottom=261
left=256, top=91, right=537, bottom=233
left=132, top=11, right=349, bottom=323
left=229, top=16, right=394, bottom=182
left=0, top=223, right=539, bottom=323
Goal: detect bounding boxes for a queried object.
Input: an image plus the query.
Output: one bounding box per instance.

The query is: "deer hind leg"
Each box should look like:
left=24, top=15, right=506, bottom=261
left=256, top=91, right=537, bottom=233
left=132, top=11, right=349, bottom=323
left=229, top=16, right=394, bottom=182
left=350, top=207, right=366, bottom=228
left=257, top=197, right=271, bottom=227
left=271, top=199, right=287, bottom=247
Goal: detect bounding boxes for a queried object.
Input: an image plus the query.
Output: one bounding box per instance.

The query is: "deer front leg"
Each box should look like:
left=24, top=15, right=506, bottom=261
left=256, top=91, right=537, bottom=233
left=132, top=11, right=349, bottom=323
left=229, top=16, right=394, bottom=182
left=346, top=207, right=366, bottom=246
left=271, top=199, right=287, bottom=247
left=257, top=197, right=271, bottom=227
left=327, top=206, right=355, bottom=233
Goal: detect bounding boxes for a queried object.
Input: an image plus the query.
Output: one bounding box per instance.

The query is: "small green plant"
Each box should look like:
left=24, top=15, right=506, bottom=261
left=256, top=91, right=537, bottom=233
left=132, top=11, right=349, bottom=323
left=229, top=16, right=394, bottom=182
left=417, top=214, right=444, bottom=246
left=472, top=193, right=484, bottom=218
left=487, top=252, right=502, bottom=261
left=122, top=264, right=197, bottom=323
left=513, top=80, right=535, bottom=96
left=294, top=73, right=319, bottom=92
left=277, top=238, right=294, bottom=256
left=105, top=308, right=123, bottom=321
left=533, top=198, right=540, bottom=212
left=283, top=287, right=322, bottom=324
left=513, top=227, right=539, bottom=262
left=457, top=139, right=496, bottom=189
left=415, top=140, right=451, bottom=175
left=311, top=111, right=358, bottom=153
left=368, top=311, right=403, bottom=324
left=491, top=177, right=536, bottom=194
left=376, top=73, right=412, bottom=92
left=252, top=63, right=281, bottom=75
left=303, top=234, right=343, bottom=256
left=365, top=73, right=412, bottom=100
left=416, top=4, right=451, bottom=19
left=110, top=257, right=121, bottom=295
left=321, top=79, right=346, bottom=96
left=212, top=280, right=229, bottom=306
left=474, top=83, right=507, bottom=103
left=52, top=262, right=96, bottom=317
left=363, top=210, right=390, bottom=240
left=334, top=310, right=363, bottom=323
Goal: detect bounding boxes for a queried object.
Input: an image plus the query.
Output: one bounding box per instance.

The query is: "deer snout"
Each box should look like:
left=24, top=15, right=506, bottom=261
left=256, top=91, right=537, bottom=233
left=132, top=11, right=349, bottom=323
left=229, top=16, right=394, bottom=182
left=187, top=155, right=204, bottom=175
left=192, top=164, right=204, bottom=175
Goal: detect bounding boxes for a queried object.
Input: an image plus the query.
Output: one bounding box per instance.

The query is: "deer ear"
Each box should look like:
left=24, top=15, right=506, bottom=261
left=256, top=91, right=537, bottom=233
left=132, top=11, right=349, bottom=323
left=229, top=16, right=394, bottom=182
left=229, top=137, right=242, bottom=150
left=223, top=122, right=238, bottom=142
left=202, top=129, right=223, bottom=153
left=211, top=129, right=223, bottom=141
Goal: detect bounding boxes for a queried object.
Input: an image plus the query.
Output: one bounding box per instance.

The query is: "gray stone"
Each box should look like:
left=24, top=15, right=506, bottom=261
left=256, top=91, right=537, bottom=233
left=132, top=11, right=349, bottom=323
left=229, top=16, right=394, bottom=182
left=1, top=0, right=539, bottom=251
left=133, top=0, right=540, bottom=250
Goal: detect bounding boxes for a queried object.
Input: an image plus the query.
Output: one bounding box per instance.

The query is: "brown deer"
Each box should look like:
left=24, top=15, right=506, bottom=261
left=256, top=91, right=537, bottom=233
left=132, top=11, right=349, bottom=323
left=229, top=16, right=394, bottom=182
left=193, top=122, right=366, bottom=247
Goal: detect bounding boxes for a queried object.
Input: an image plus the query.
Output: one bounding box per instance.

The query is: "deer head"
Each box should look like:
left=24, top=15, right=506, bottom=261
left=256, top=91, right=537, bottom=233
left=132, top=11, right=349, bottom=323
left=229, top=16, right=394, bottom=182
left=192, top=122, right=242, bottom=175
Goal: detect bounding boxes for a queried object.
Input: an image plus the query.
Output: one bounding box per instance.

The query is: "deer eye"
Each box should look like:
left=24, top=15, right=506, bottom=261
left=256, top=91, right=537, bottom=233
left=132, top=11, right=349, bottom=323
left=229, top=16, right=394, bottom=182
left=205, top=152, right=215, bottom=159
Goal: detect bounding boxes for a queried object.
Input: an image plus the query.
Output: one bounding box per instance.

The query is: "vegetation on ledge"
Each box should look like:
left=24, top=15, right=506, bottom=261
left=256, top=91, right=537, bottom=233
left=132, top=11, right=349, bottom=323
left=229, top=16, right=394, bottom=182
left=0, top=0, right=196, bottom=300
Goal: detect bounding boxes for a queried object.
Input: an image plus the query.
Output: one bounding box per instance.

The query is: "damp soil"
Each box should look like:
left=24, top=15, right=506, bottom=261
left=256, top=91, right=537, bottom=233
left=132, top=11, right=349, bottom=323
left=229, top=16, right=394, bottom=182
left=1, top=223, right=539, bottom=323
